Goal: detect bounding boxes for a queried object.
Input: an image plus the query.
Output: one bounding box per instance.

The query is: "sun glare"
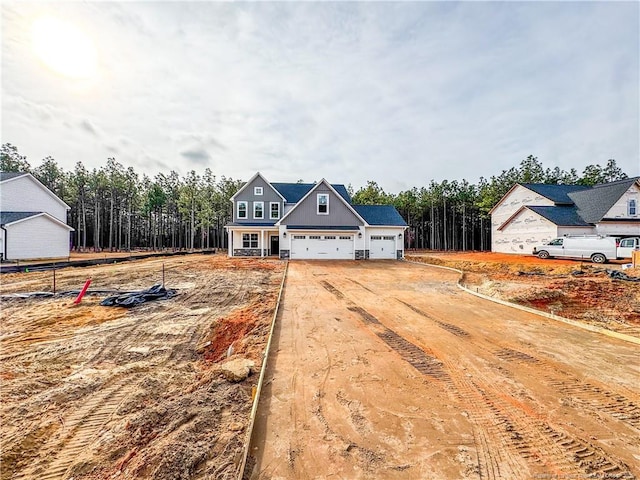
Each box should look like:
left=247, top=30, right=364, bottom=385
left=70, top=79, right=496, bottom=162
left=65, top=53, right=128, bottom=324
left=31, top=17, right=98, bottom=79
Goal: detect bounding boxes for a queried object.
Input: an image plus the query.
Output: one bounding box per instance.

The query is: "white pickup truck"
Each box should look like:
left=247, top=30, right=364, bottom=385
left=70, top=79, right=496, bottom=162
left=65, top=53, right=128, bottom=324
left=532, top=236, right=640, bottom=263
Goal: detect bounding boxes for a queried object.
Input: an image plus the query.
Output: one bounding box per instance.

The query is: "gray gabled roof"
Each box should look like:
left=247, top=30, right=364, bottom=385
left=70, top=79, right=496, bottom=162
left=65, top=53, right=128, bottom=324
left=568, top=177, right=639, bottom=223
left=0, top=211, right=43, bottom=225
left=0, top=172, right=27, bottom=182
left=520, top=183, right=590, bottom=205
left=352, top=205, right=407, bottom=226
left=526, top=206, right=592, bottom=227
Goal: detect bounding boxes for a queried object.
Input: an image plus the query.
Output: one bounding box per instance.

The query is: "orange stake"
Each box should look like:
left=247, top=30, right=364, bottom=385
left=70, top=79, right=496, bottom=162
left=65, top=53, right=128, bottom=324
left=74, top=278, right=92, bottom=304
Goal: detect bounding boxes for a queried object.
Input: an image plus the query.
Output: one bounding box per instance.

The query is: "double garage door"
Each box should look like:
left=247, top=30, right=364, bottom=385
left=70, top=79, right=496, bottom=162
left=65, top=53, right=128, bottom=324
left=370, top=235, right=396, bottom=259
left=290, top=234, right=354, bottom=259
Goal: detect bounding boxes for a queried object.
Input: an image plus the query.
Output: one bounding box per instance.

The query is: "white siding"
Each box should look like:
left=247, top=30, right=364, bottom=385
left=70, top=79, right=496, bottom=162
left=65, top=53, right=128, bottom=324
left=1, top=176, right=68, bottom=222
left=6, top=215, right=70, bottom=260
left=491, top=186, right=554, bottom=253
left=494, top=209, right=558, bottom=254
left=602, top=183, right=640, bottom=219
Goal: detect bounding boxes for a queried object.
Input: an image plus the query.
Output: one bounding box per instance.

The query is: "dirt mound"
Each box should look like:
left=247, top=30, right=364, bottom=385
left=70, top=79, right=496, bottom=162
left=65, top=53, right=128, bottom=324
left=0, top=254, right=285, bottom=480
left=407, top=252, right=640, bottom=335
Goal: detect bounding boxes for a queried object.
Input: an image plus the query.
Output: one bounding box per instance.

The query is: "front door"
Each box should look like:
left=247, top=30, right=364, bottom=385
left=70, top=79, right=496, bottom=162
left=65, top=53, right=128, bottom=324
left=270, top=236, right=280, bottom=256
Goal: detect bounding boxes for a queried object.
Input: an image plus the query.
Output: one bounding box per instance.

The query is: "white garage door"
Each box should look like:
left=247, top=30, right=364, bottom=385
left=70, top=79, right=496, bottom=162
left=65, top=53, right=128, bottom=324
left=370, top=235, right=396, bottom=259
left=290, top=234, right=354, bottom=259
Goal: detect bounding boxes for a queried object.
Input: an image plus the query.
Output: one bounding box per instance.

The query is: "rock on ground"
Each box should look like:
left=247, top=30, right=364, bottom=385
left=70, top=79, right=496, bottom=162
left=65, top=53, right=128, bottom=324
left=220, top=358, right=255, bottom=382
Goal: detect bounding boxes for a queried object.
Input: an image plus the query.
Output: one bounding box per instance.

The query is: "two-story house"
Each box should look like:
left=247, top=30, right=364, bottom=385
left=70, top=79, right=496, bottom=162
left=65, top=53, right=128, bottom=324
left=226, top=172, right=407, bottom=260
left=0, top=172, right=73, bottom=261
left=490, top=177, right=640, bottom=254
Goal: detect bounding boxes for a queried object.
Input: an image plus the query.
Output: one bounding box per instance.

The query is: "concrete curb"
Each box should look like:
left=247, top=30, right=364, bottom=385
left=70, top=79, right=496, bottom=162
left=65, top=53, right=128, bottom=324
left=405, top=258, right=640, bottom=346
left=236, top=260, right=289, bottom=480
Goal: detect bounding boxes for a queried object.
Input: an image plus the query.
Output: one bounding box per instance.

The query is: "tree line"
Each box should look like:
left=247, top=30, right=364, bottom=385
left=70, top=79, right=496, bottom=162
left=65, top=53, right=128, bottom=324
left=1, top=143, right=630, bottom=252
left=1, top=143, right=243, bottom=252
left=351, top=155, right=628, bottom=251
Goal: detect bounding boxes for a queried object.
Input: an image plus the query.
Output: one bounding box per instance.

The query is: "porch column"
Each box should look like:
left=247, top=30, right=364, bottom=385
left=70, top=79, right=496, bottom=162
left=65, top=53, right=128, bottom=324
left=261, top=230, right=265, bottom=257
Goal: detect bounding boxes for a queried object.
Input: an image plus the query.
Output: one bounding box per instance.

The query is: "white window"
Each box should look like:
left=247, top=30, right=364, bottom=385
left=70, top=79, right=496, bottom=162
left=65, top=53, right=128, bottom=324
left=242, top=233, right=258, bottom=248
left=254, top=201, right=264, bottom=219
left=310, top=235, right=321, bottom=239
left=237, top=201, right=248, bottom=219
left=254, top=186, right=263, bottom=196
left=293, top=235, right=306, bottom=239
left=629, top=199, right=637, bottom=216
left=324, top=236, right=336, bottom=240
left=270, top=202, right=280, bottom=219
left=317, top=194, right=329, bottom=215
left=339, top=236, right=351, bottom=240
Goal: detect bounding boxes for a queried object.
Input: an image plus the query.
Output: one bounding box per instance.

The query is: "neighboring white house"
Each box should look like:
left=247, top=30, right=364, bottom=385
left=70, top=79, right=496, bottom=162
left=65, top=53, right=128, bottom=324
left=225, top=172, right=407, bottom=260
left=0, top=172, right=73, bottom=261
left=491, top=177, right=640, bottom=254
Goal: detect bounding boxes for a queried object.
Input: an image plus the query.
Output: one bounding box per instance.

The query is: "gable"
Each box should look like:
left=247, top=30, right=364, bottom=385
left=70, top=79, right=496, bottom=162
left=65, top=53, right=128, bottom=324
left=0, top=173, right=70, bottom=222
left=231, top=172, right=285, bottom=202
left=278, top=180, right=364, bottom=227
left=572, top=177, right=640, bottom=222
left=2, top=211, right=74, bottom=230
left=230, top=172, right=285, bottom=223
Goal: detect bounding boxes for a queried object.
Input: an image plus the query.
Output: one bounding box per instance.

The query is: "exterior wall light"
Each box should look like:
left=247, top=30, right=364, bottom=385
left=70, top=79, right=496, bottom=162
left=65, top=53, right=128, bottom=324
left=283, top=232, right=287, bottom=237
left=358, top=232, right=362, bottom=238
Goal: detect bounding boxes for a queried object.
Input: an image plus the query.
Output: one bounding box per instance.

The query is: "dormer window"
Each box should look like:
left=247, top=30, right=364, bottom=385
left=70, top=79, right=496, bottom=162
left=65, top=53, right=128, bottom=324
left=254, top=186, right=263, bottom=196
left=629, top=199, right=637, bottom=216
left=237, top=201, right=248, bottom=219
left=317, top=194, right=329, bottom=215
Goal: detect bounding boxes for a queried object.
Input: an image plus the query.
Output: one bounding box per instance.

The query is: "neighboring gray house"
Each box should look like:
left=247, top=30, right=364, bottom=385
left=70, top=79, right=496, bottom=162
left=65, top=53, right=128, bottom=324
left=226, top=172, right=407, bottom=260
left=0, top=172, right=73, bottom=261
left=491, top=177, right=640, bottom=254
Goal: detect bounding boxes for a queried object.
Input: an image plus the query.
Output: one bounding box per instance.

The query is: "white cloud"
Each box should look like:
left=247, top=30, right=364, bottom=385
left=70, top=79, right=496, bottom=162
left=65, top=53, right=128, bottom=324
left=2, top=1, right=638, bottom=191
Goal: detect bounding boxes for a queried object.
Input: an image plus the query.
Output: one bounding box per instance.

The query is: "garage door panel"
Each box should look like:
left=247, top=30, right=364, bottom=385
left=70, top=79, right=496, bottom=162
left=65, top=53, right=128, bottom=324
left=291, top=234, right=354, bottom=259
left=370, top=235, right=396, bottom=259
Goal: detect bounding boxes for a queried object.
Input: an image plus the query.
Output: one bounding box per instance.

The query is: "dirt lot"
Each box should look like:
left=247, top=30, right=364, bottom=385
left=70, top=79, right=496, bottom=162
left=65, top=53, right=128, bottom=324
left=249, top=261, right=639, bottom=479
left=0, top=255, right=284, bottom=480
left=407, top=251, right=640, bottom=337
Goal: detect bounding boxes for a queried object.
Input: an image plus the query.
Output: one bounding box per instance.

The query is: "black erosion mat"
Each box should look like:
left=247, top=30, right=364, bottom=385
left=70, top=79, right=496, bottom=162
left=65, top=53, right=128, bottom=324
left=100, top=284, right=177, bottom=308
left=1, top=284, right=178, bottom=307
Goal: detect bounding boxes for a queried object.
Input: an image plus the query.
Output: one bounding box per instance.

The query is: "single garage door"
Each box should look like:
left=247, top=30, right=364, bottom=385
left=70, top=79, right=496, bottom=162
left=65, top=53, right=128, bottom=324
left=290, top=234, right=354, bottom=260
left=369, top=235, right=396, bottom=259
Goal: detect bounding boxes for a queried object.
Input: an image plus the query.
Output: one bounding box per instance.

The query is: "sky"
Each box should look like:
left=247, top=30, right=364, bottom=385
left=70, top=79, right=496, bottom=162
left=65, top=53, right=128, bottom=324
left=2, top=1, right=639, bottom=193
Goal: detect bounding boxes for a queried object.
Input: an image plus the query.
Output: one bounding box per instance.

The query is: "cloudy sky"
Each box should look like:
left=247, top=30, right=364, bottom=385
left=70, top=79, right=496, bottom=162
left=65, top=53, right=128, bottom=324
left=2, top=1, right=638, bottom=192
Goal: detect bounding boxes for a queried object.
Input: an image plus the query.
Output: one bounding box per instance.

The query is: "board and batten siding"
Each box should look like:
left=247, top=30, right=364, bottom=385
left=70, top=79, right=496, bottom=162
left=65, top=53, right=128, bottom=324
left=282, top=183, right=364, bottom=227
left=233, top=176, right=283, bottom=223
left=1, top=175, right=68, bottom=222
left=5, top=215, right=70, bottom=260
left=491, top=186, right=554, bottom=253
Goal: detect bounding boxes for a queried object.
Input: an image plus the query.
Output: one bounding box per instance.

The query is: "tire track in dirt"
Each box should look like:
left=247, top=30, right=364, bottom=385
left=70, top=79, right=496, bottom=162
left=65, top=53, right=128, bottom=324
left=12, top=376, right=136, bottom=480
left=321, top=280, right=636, bottom=479
left=546, top=378, right=640, bottom=431
left=396, top=297, right=640, bottom=435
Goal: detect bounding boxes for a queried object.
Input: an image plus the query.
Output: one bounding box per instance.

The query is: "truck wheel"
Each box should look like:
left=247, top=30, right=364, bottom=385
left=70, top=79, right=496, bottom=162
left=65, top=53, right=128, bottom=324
left=591, top=253, right=606, bottom=264
left=537, top=250, right=550, bottom=259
